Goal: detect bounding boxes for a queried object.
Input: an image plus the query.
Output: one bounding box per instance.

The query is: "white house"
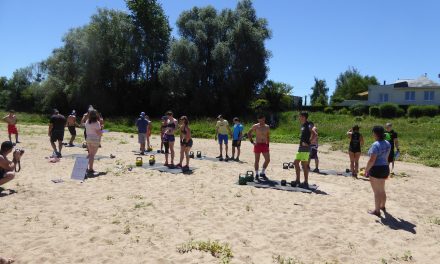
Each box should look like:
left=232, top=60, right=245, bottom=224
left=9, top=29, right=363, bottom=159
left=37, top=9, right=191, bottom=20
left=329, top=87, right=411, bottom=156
left=368, top=75, right=440, bottom=105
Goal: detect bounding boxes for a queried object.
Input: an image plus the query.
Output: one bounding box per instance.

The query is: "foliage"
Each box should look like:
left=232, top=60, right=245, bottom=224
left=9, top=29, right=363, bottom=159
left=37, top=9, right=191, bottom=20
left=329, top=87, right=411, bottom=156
left=349, top=103, right=368, bottom=116
left=310, top=77, right=329, bottom=106
left=379, top=103, right=399, bottom=118
left=324, top=106, right=334, bottom=114
left=408, top=105, right=438, bottom=118
left=337, top=108, right=349, bottom=115
left=258, top=80, right=293, bottom=112
left=331, top=67, right=379, bottom=104
left=177, top=240, right=233, bottom=264
left=369, top=106, right=380, bottom=117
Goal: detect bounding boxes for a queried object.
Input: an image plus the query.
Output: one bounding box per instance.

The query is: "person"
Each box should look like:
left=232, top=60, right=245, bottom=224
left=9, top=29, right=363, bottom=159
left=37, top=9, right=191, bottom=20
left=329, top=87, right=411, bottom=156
left=145, top=115, right=153, bottom=151
left=308, top=122, right=319, bottom=172
left=176, top=116, right=193, bottom=170
left=81, top=105, right=94, bottom=145
left=135, top=112, right=149, bottom=154
left=84, top=110, right=103, bottom=174
left=231, top=117, right=244, bottom=162
left=67, top=110, right=79, bottom=147
left=365, top=126, right=391, bottom=217
left=247, top=114, right=270, bottom=181
left=385, top=123, right=399, bottom=172
left=215, top=115, right=232, bottom=161
left=160, top=116, right=167, bottom=153
left=48, top=109, right=66, bottom=158
left=0, top=141, right=23, bottom=187
left=163, top=111, right=178, bottom=167
left=3, top=110, right=20, bottom=144
left=293, top=111, right=313, bottom=188
left=347, top=125, right=364, bottom=177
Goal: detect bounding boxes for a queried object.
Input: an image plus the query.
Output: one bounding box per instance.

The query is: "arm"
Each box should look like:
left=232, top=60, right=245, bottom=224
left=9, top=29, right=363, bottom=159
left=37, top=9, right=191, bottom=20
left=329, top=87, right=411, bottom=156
left=215, top=124, right=219, bottom=140
left=228, top=125, right=232, bottom=137
left=186, top=127, right=191, bottom=142
left=48, top=123, right=53, bottom=136
left=247, top=125, right=256, bottom=145
left=310, top=127, right=317, bottom=142
left=267, top=128, right=270, bottom=144
left=365, top=154, right=377, bottom=174
left=394, top=138, right=399, bottom=151
left=346, top=129, right=352, bottom=138
left=148, top=122, right=152, bottom=136
left=360, top=135, right=364, bottom=146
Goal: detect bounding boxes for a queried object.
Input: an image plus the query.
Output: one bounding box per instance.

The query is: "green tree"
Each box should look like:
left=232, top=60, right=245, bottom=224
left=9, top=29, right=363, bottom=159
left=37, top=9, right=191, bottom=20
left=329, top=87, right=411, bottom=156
left=259, top=80, right=293, bottom=112
left=331, top=67, right=379, bottom=104
left=310, top=77, right=329, bottom=106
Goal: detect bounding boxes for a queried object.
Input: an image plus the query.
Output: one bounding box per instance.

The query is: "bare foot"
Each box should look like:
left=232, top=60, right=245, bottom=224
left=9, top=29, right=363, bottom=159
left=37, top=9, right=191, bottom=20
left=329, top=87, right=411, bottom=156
left=0, top=257, right=14, bottom=264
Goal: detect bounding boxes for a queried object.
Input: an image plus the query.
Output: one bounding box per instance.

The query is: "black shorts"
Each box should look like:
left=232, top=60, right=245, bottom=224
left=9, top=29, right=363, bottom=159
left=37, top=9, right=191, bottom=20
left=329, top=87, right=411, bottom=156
left=68, top=126, right=76, bottom=136
left=388, top=150, right=395, bottom=163
left=349, top=146, right=361, bottom=153
left=50, top=130, right=64, bottom=143
left=232, top=140, right=241, bottom=147
left=181, top=138, right=193, bottom=148
left=369, top=165, right=390, bottom=179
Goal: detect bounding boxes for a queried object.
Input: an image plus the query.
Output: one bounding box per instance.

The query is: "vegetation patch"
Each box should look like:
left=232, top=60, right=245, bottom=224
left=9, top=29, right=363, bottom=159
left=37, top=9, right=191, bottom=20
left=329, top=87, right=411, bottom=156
left=177, top=239, right=233, bottom=264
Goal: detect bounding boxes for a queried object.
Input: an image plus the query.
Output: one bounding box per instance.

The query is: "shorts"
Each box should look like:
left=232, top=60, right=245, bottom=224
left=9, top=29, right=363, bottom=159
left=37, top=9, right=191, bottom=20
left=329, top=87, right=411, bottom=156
left=254, top=143, right=269, bottom=154
left=388, top=150, right=395, bottom=163
left=369, top=165, right=390, bottom=179
left=181, top=138, right=193, bottom=148
left=163, top=134, right=175, bottom=143
left=50, top=130, right=64, bottom=143
left=218, top=134, right=228, bottom=145
left=138, top=133, right=146, bottom=144
left=8, top=124, right=18, bottom=134
left=295, top=151, right=310, bottom=162
left=349, top=146, right=361, bottom=153
left=86, top=135, right=101, bottom=148
left=232, top=140, right=241, bottom=147
left=68, top=126, right=76, bottom=136
left=310, top=145, right=318, bottom=159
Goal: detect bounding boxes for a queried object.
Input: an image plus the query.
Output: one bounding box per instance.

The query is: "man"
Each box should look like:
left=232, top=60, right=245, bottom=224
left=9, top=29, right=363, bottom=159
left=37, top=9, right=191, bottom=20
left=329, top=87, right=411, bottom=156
left=385, top=122, right=399, bottom=172
left=0, top=141, right=23, bottom=187
left=231, top=117, right=244, bottom=162
left=308, top=122, right=319, bottom=172
left=215, top=115, right=232, bottom=161
left=136, top=112, right=149, bottom=154
left=67, top=110, right=79, bottom=147
left=248, top=114, right=270, bottom=181
left=48, top=109, right=66, bottom=158
left=293, top=111, right=313, bottom=188
left=3, top=110, right=20, bottom=144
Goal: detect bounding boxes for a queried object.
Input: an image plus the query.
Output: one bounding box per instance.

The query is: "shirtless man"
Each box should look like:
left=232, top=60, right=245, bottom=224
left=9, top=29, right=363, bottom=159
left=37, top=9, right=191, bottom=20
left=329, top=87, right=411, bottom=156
left=247, top=114, right=270, bottom=181
left=67, top=110, right=79, bottom=147
left=3, top=110, right=20, bottom=144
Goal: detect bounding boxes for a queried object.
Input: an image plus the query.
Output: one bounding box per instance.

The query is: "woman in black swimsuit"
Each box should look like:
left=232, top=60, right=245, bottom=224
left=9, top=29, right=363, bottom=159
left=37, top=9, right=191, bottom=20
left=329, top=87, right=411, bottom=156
left=163, top=111, right=178, bottom=167
left=347, top=125, right=364, bottom=177
left=177, top=116, right=193, bottom=170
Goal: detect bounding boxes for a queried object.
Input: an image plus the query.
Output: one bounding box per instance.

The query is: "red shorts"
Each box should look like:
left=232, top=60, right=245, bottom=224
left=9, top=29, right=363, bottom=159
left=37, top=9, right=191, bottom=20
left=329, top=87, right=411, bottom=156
left=254, top=143, right=269, bottom=153
left=8, top=124, right=18, bottom=134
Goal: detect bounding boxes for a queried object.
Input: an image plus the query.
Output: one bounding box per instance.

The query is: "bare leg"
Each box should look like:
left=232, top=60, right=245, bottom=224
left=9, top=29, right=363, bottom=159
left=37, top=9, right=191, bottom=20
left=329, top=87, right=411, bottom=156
left=179, top=144, right=185, bottom=165
left=170, top=141, right=175, bottom=165
left=8, top=133, right=12, bottom=142
left=237, top=146, right=241, bottom=159
left=232, top=146, right=235, bottom=158
left=302, top=161, right=310, bottom=183
left=185, top=147, right=190, bottom=167
left=87, top=145, right=99, bottom=171
left=369, top=177, right=382, bottom=213
left=262, top=151, right=270, bottom=170
left=140, top=143, right=145, bottom=153
left=70, top=134, right=76, bottom=145
left=315, top=157, right=319, bottom=170
left=15, top=133, right=19, bottom=143
left=254, top=152, right=261, bottom=172
left=219, top=143, right=223, bottom=157
left=225, top=144, right=229, bottom=157
left=354, top=152, right=361, bottom=174
left=294, top=160, right=301, bottom=182
left=0, top=172, right=15, bottom=186
left=146, top=136, right=150, bottom=150
left=58, top=140, right=63, bottom=154
left=349, top=152, right=355, bottom=173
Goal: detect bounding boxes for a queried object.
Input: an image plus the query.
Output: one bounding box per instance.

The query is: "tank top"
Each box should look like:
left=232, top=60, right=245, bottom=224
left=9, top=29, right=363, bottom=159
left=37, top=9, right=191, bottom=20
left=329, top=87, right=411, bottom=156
left=350, top=132, right=361, bottom=150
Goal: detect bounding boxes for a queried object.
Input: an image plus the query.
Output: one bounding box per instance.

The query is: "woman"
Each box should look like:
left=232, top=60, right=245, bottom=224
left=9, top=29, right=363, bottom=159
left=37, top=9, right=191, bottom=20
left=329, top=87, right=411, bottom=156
left=365, top=126, right=391, bottom=217
left=347, top=125, right=364, bottom=177
left=163, top=111, right=178, bottom=168
left=85, top=110, right=103, bottom=174
left=176, top=116, right=193, bottom=170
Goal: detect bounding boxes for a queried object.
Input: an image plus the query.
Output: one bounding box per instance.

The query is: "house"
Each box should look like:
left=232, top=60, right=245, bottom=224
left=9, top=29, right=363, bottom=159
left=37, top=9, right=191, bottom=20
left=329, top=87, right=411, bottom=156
left=368, top=75, right=440, bottom=105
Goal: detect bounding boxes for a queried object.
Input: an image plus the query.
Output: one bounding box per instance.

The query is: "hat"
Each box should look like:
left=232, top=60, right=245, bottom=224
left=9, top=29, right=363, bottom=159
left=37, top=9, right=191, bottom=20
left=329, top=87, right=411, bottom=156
left=140, top=112, right=145, bottom=118
left=217, top=114, right=223, bottom=119
left=386, top=122, right=392, bottom=127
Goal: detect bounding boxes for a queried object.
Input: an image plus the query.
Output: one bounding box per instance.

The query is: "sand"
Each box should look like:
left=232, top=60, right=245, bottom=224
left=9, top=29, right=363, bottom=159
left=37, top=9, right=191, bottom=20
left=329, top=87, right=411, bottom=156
left=0, top=125, right=439, bottom=264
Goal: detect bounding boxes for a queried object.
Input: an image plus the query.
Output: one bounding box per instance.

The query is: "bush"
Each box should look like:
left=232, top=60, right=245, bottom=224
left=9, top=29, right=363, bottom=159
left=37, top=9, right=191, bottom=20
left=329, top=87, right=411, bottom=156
left=396, top=107, right=406, bottom=117
left=324, top=107, right=334, bottom=114
left=337, top=108, right=349, bottom=115
left=350, top=103, right=368, bottom=116
left=379, top=103, right=399, bottom=118
left=369, top=106, right=380, bottom=117
left=408, top=105, right=438, bottom=118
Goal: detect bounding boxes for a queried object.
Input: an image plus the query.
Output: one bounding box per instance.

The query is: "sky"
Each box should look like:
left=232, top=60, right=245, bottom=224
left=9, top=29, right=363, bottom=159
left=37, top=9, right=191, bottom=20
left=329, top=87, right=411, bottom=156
left=1, top=0, right=439, bottom=99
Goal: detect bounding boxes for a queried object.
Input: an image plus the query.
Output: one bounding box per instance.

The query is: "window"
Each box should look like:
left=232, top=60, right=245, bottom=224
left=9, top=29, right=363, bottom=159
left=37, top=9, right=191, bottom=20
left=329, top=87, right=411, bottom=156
left=424, top=91, right=434, bottom=101
left=379, top=93, right=389, bottom=102
left=405, top=91, right=415, bottom=101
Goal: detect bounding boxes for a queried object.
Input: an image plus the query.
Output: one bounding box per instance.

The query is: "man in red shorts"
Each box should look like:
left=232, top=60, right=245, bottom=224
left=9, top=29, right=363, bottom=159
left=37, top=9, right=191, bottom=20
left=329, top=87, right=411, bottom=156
left=3, top=110, right=20, bottom=144
left=247, top=114, right=270, bottom=181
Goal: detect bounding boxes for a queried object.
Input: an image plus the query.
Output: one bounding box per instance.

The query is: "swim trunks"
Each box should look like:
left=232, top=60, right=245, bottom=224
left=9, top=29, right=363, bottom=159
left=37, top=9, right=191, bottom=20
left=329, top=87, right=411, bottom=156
left=254, top=143, right=269, bottom=154
left=8, top=124, right=18, bottom=134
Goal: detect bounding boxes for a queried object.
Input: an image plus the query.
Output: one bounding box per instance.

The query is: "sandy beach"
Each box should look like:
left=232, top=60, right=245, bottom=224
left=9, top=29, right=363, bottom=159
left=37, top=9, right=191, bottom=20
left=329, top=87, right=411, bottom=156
left=1, top=124, right=439, bottom=264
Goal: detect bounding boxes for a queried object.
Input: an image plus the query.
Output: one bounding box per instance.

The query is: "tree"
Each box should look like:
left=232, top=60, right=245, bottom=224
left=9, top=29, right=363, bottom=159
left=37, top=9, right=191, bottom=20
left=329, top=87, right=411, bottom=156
left=258, top=80, right=293, bottom=112
left=331, top=67, right=379, bottom=104
left=310, top=77, right=329, bottom=106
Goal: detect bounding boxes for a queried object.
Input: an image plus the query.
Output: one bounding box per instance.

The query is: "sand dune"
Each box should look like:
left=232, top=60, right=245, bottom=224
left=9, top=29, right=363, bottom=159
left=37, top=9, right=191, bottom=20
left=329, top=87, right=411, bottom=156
left=0, top=125, right=439, bottom=263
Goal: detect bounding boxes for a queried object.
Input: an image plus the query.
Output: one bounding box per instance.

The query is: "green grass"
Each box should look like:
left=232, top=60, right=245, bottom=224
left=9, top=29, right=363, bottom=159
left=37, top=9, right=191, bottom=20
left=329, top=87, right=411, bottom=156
left=177, top=239, right=233, bottom=264
left=7, top=110, right=440, bottom=167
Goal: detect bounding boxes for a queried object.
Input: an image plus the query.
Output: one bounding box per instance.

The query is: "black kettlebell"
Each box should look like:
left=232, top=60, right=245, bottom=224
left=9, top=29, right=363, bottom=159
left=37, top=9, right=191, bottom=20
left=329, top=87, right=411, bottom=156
left=196, top=151, right=202, bottom=158
left=288, top=162, right=295, bottom=169
left=283, top=163, right=289, bottom=170
left=281, top=180, right=287, bottom=186
left=189, top=151, right=194, bottom=159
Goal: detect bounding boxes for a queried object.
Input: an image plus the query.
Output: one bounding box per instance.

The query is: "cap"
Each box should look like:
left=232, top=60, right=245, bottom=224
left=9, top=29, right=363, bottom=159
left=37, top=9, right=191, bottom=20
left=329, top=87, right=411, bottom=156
left=140, top=112, right=145, bottom=118
left=386, top=122, right=392, bottom=127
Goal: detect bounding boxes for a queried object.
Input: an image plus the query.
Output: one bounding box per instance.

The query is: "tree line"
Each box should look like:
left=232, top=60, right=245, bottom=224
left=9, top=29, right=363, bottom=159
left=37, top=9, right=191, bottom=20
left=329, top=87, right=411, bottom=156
left=0, top=0, right=379, bottom=117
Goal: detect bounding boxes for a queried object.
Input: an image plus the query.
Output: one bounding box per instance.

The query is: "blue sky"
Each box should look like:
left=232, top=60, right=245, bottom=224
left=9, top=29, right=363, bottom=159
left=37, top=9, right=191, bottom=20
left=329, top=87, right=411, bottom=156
left=1, top=0, right=439, bottom=99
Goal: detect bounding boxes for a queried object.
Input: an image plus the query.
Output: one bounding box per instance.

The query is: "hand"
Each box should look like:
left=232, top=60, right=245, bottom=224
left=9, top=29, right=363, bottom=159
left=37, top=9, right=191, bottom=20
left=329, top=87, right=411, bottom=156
left=13, top=151, right=21, bottom=161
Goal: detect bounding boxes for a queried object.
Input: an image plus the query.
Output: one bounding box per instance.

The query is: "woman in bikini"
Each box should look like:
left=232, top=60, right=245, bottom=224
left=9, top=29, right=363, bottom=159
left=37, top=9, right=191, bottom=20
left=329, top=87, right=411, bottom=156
left=347, top=125, right=364, bottom=177
left=163, top=111, right=178, bottom=168
left=176, top=116, right=193, bottom=170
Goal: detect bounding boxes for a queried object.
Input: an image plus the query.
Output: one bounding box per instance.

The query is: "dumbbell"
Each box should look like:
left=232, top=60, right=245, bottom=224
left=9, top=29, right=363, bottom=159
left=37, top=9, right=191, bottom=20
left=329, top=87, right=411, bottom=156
left=280, top=179, right=287, bottom=186
left=189, top=151, right=195, bottom=159
left=283, top=163, right=289, bottom=169
left=289, top=162, right=295, bottom=169
left=196, top=151, right=202, bottom=158
left=149, top=155, right=155, bottom=166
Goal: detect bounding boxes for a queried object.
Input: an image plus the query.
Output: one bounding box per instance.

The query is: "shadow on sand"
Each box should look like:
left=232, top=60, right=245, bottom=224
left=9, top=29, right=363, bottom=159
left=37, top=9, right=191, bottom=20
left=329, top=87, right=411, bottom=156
left=378, top=211, right=417, bottom=234
left=0, top=188, right=17, bottom=197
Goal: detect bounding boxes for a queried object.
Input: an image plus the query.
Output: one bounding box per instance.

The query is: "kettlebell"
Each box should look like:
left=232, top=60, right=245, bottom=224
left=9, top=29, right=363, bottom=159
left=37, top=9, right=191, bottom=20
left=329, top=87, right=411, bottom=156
left=245, top=171, right=254, bottom=182
left=288, top=162, right=295, bottom=169
left=149, top=155, right=155, bottom=166
left=136, top=157, right=143, bottom=167
left=189, top=151, right=195, bottom=159
left=346, top=168, right=350, bottom=173
left=283, top=163, right=289, bottom=170
left=196, top=151, right=202, bottom=158
left=238, top=174, right=247, bottom=185
left=281, top=179, right=287, bottom=186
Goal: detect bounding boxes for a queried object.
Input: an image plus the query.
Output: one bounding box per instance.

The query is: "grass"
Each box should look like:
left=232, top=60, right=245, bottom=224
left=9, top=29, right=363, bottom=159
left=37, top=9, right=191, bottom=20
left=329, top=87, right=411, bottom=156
left=7, top=110, right=440, bottom=167
left=177, top=239, right=233, bottom=264
left=272, top=255, right=304, bottom=264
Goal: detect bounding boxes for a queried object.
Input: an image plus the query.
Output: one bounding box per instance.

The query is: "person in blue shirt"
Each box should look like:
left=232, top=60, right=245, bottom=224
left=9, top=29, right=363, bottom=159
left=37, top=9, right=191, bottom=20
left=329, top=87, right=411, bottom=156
left=135, top=112, right=149, bottom=155
left=365, top=126, right=391, bottom=217
left=231, top=117, right=244, bottom=161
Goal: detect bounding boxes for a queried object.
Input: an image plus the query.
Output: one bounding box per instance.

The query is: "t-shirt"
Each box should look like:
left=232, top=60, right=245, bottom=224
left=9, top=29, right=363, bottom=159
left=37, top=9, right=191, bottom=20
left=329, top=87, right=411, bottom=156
left=50, top=114, right=66, bottom=131
left=298, top=121, right=312, bottom=152
left=216, top=120, right=229, bottom=135
left=233, top=124, right=244, bottom=140
left=136, top=118, right=149, bottom=133
left=385, top=130, right=398, bottom=150
left=85, top=121, right=101, bottom=138
left=368, top=140, right=391, bottom=166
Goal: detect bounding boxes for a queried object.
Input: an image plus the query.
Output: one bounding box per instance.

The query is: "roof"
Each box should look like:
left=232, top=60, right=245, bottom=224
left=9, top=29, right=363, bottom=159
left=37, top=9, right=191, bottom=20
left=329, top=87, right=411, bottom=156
left=358, top=91, right=368, bottom=96
left=394, top=75, right=440, bottom=88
